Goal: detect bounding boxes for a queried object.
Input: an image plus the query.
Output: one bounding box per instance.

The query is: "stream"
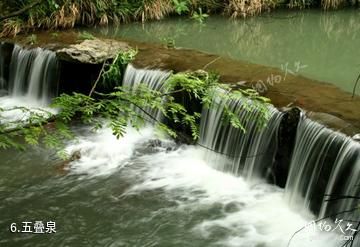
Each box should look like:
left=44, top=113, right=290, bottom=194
left=94, top=9, right=360, bottom=94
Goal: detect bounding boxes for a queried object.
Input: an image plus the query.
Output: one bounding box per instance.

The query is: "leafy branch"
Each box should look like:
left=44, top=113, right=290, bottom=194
left=0, top=49, right=270, bottom=158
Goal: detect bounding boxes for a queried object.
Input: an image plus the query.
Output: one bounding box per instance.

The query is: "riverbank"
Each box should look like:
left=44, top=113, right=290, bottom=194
left=1, top=1, right=360, bottom=37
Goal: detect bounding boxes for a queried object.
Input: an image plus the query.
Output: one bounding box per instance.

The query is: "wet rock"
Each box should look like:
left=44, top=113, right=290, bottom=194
left=136, top=139, right=177, bottom=154
left=70, top=150, right=81, bottom=161
left=55, top=150, right=81, bottom=175
left=272, top=107, right=301, bottom=188
left=56, top=39, right=131, bottom=64
left=147, top=139, right=162, bottom=148
left=306, top=111, right=359, bottom=137
left=223, top=202, right=243, bottom=213
left=353, top=134, right=360, bottom=141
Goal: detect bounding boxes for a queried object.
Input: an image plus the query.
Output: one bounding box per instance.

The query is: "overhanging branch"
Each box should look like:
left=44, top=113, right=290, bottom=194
left=0, top=0, right=44, bottom=22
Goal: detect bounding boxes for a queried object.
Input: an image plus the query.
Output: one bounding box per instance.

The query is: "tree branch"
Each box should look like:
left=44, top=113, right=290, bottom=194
left=89, top=61, right=107, bottom=97
left=324, top=195, right=360, bottom=202
left=0, top=115, right=56, bottom=134
left=0, top=0, right=44, bottom=22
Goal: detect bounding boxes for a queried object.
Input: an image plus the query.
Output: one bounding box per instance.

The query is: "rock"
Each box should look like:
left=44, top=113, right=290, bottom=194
left=56, top=150, right=81, bottom=175
left=272, top=107, right=301, bottom=188
left=69, top=150, right=81, bottom=161
left=56, top=39, right=131, bottom=64
left=134, top=139, right=177, bottom=154
left=353, top=134, right=360, bottom=141
left=147, top=139, right=162, bottom=148
left=306, top=111, right=359, bottom=137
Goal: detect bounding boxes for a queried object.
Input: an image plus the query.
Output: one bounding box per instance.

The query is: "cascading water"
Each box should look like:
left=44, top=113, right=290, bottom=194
left=122, top=64, right=170, bottom=92
left=0, top=45, right=59, bottom=125
left=320, top=138, right=360, bottom=219
left=7, top=45, right=58, bottom=104
left=122, top=67, right=285, bottom=182
left=52, top=68, right=342, bottom=246
left=198, top=90, right=284, bottom=181
left=0, top=53, right=357, bottom=245
left=285, top=116, right=360, bottom=221
left=122, top=64, right=171, bottom=122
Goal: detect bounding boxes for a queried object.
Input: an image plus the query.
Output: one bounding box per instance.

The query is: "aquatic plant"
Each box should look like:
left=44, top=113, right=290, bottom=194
left=50, top=31, right=60, bottom=39
left=77, top=31, right=95, bottom=40
left=162, top=37, right=176, bottom=48
left=26, top=34, right=38, bottom=45
left=191, top=8, right=209, bottom=23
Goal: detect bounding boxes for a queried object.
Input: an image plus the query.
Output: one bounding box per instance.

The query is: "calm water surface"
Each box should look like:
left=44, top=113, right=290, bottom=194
left=94, top=9, right=360, bottom=94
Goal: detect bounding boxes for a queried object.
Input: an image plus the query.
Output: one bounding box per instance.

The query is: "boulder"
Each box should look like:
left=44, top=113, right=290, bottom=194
left=56, top=39, right=131, bottom=64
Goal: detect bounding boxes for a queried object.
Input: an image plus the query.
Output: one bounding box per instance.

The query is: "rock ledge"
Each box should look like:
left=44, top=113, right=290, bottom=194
left=56, top=39, right=130, bottom=64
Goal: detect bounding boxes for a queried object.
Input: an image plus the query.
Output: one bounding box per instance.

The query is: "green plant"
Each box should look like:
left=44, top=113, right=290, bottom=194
left=47, top=0, right=60, bottom=11
left=50, top=69, right=270, bottom=142
left=101, top=48, right=138, bottom=89
left=191, top=8, right=209, bottom=23
left=50, top=32, right=59, bottom=39
left=26, top=34, right=38, bottom=45
left=0, top=18, right=23, bottom=37
left=78, top=31, right=95, bottom=40
left=0, top=50, right=270, bottom=156
left=0, top=106, right=73, bottom=158
left=162, top=37, right=176, bottom=48
left=172, top=0, right=189, bottom=15
left=0, top=0, right=356, bottom=38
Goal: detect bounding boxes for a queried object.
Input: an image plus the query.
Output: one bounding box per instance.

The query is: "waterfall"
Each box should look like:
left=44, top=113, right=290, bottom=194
left=7, top=45, right=59, bottom=104
left=121, top=66, right=285, bottom=182
left=319, top=138, right=360, bottom=219
left=121, top=66, right=285, bottom=181
left=198, top=89, right=284, bottom=180
left=285, top=116, right=360, bottom=219
left=2, top=46, right=358, bottom=229
left=122, top=64, right=171, bottom=122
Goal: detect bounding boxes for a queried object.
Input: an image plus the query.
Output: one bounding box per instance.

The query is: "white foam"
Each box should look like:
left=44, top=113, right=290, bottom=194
left=62, top=125, right=343, bottom=246
left=65, top=126, right=156, bottom=177
left=0, top=95, right=56, bottom=125
left=124, top=146, right=341, bottom=247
